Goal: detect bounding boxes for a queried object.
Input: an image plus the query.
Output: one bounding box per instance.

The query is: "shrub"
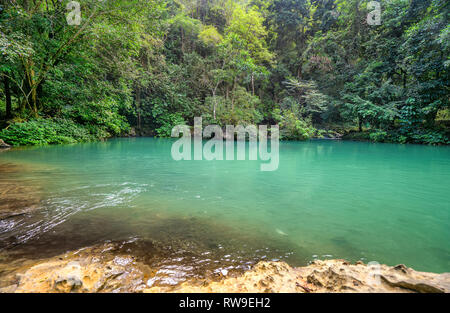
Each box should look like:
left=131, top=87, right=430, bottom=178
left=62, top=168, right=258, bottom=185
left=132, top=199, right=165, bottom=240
left=273, top=109, right=316, bottom=140
left=0, top=118, right=105, bottom=146
left=154, top=112, right=186, bottom=137
left=369, top=130, right=389, bottom=142
left=410, top=129, right=449, bottom=145
left=62, top=98, right=130, bottom=136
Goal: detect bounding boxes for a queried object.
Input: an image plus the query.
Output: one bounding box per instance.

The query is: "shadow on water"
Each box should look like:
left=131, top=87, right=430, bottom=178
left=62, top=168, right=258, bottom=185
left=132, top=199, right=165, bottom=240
left=0, top=211, right=310, bottom=286
left=1, top=211, right=309, bottom=263
left=0, top=161, right=311, bottom=285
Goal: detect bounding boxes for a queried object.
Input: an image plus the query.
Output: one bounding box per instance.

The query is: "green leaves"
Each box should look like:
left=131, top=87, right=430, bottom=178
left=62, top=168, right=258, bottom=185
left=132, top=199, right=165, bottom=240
left=273, top=108, right=317, bottom=140
left=199, top=25, right=223, bottom=46
left=0, top=118, right=96, bottom=146
left=224, top=4, right=274, bottom=65
left=1, top=0, right=448, bottom=145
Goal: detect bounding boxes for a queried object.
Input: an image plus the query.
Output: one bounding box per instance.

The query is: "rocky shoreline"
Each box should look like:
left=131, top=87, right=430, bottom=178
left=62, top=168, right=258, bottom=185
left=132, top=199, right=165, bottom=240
left=0, top=243, right=448, bottom=293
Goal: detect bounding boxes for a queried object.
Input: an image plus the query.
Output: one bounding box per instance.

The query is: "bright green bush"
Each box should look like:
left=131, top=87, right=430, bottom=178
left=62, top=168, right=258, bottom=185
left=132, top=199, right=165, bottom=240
left=273, top=109, right=316, bottom=140
left=369, top=130, right=389, bottom=142
left=205, top=88, right=263, bottom=126
left=154, top=112, right=186, bottom=137
left=62, top=98, right=131, bottom=137
left=0, top=118, right=106, bottom=146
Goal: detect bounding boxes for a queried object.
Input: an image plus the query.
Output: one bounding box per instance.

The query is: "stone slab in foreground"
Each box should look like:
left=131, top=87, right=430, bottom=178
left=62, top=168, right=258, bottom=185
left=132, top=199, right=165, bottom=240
left=0, top=244, right=448, bottom=293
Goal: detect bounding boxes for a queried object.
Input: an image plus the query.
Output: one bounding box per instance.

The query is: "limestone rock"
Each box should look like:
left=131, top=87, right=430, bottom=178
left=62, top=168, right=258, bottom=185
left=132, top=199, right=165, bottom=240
left=4, top=244, right=151, bottom=293
left=297, top=260, right=450, bottom=293
left=146, top=261, right=311, bottom=293
left=1, top=245, right=449, bottom=293
left=145, top=260, right=450, bottom=293
left=0, top=139, right=10, bottom=148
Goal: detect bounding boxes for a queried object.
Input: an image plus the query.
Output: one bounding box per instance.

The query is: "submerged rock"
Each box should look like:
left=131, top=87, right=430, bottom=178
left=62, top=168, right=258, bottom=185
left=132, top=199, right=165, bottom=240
left=0, top=244, right=448, bottom=293
left=0, top=163, right=41, bottom=220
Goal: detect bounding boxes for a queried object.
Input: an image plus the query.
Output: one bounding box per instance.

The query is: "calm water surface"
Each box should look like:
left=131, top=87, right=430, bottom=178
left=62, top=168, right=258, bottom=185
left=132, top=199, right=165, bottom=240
left=0, top=138, right=449, bottom=277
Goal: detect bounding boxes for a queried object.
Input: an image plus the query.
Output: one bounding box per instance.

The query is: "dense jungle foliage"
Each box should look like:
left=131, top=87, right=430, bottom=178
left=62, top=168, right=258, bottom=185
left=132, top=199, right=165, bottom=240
left=0, top=0, right=449, bottom=145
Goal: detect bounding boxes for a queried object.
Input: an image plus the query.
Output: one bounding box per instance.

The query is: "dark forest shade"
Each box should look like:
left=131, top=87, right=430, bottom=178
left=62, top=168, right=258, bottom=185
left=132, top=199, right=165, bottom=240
left=0, top=0, right=449, bottom=145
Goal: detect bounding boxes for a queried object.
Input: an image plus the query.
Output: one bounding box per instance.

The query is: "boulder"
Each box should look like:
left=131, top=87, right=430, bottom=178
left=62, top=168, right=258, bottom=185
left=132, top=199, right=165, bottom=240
left=0, top=139, right=10, bottom=149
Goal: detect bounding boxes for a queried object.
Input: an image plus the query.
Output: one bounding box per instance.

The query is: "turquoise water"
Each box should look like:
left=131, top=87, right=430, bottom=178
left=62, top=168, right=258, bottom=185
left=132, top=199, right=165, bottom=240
left=0, top=138, right=449, bottom=276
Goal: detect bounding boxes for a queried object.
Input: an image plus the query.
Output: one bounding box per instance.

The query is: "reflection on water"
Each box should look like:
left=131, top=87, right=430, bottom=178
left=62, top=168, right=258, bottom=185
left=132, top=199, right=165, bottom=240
left=0, top=205, right=304, bottom=287
left=0, top=162, right=305, bottom=286
left=0, top=138, right=449, bottom=278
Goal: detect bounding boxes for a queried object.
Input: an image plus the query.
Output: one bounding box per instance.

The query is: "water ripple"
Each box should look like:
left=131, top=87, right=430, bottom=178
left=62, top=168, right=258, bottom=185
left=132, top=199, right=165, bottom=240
left=0, top=182, right=148, bottom=249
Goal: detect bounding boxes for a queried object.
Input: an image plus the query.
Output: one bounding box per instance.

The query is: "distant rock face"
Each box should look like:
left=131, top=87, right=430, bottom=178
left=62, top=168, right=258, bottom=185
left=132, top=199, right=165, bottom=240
left=1, top=244, right=448, bottom=293
left=128, top=127, right=137, bottom=137
left=0, top=139, right=10, bottom=148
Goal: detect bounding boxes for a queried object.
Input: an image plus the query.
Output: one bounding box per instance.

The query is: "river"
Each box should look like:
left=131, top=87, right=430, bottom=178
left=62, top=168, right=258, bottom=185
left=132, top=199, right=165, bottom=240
left=0, top=138, right=449, bottom=283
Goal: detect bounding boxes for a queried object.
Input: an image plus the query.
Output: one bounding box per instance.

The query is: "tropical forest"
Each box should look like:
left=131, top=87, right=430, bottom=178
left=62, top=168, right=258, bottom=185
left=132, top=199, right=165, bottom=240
left=0, top=0, right=449, bottom=296
left=1, top=0, right=449, bottom=145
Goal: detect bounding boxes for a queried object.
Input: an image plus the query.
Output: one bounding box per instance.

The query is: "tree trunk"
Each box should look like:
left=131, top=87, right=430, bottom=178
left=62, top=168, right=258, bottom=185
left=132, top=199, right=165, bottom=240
left=136, top=88, right=141, bottom=134
left=251, top=73, right=254, bottom=96
left=37, top=79, right=44, bottom=110
left=30, top=70, right=38, bottom=116
left=4, top=76, right=12, bottom=118
left=231, top=76, right=237, bottom=110
left=23, top=58, right=38, bottom=116
left=212, top=89, right=216, bottom=120
left=181, top=28, right=184, bottom=54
